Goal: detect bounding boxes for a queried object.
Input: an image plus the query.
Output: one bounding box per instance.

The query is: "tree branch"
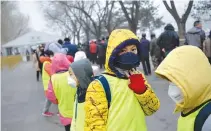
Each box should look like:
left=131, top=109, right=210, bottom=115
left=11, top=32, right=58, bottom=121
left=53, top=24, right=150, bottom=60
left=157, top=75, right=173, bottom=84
left=163, top=0, right=180, bottom=22
left=182, top=0, right=194, bottom=22
left=59, top=1, right=98, bottom=33
left=119, top=1, right=132, bottom=24
left=170, top=0, right=180, bottom=20
left=134, top=1, right=140, bottom=26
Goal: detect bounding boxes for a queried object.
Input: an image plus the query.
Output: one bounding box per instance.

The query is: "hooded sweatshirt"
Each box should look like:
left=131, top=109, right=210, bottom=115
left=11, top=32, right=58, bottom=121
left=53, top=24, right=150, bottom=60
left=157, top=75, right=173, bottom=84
left=157, top=24, right=179, bottom=52
left=185, top=27, right=206, bottom=48
left=70, top=59, right=94, bottom=131
left=47, top=53, right=76, bottom=126
left=155, top=45, right=211, bottom=131
left=70, top=59, right=93, bottom=103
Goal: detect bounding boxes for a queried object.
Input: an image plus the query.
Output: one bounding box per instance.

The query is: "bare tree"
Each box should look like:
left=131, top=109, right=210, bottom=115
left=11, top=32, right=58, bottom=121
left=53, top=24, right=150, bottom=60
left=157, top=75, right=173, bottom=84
left=59, top=1, right=107, bottom=39
left=43, top=1, right=83, bottom=43
left=119, top=1, right=164, bottom=34
left=163, top=0, right=194, bottom=38
left=103, top=1, right=126, bottom=34
left=119, top=1, right=140, bottom=34
left=1, top=2, right=30, bottom=44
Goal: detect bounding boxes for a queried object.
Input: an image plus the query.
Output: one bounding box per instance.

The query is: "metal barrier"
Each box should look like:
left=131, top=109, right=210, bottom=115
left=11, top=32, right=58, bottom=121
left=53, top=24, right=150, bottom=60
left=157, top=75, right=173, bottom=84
left=1, top=55, right=22, bottom=69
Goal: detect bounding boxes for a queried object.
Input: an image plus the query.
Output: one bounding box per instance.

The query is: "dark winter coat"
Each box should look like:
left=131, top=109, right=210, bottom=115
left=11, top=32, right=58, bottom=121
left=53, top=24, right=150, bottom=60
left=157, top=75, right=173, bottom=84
left=139, top=38, right=150, bottom=58
left=62, top=42, right=78, bottom=57
left=97, top=43, right=106, bottom=57
left=157, top=24, right=179, bottom=52
left=150, top=38, right=161, bottom=58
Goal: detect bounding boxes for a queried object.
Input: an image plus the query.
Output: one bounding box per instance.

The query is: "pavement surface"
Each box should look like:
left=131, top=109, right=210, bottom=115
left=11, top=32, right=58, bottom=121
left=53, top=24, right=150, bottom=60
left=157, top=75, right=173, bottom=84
left=1, top=61, right=179, bottom=131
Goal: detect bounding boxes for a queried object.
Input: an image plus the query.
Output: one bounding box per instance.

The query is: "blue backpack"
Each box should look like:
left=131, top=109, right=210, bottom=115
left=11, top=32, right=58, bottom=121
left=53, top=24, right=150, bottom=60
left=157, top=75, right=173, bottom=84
left=94, top=75, right=111, bottom=107
left=74, top=75, right=111, bottom=120
left=194, top=101, right=211, bottom=131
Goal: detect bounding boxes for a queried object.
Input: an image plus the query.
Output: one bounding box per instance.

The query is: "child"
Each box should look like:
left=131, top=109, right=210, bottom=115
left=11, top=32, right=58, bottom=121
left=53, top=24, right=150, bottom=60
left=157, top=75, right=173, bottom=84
left=41, top=43, right=69, bottom=116
left=155, top=45, right=211, bottom=131
left=69, top=54, right=94, bottom=131
left=40, top=50, right=54, bottom=116
left=84, top=29, right=160, bottom=131
left=47, top=53, right=76, bottom=131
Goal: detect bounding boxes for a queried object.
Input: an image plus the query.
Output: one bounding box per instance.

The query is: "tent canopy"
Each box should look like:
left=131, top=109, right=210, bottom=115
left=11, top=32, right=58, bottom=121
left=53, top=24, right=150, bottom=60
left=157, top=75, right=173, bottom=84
left=2, top=31, right=61, bottom=48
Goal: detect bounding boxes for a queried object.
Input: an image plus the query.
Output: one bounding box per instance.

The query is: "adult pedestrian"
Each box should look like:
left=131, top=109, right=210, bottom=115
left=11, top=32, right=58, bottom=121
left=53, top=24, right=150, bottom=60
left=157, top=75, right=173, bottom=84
left=150, top=33, right=161, bottom=70
left=203, top=30, right=211, bottom=64
left=157, top=24, right=179, bottom=57
left=58, top=39, right=63, bottom=45
left=140, top=33, right=151, bottom=75
left=62, top=38, right=78, bottom=57
left=32, top=49, right=41, bottom=81
left=185, top=20, right=206, bottom=49
left=89, top=40, right=97, bottom=64
left=97, top=40, right=106, bottom=69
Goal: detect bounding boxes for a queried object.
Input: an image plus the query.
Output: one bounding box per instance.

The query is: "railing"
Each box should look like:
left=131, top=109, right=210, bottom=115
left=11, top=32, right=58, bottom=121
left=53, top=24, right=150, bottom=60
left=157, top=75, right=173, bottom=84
left=1, top=55, right=22, bottom=69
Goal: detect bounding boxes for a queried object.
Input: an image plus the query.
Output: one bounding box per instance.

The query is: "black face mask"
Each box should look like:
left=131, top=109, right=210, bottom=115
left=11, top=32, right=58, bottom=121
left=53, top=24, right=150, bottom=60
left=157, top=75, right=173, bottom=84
left=114, top=52, right=140, bottom=70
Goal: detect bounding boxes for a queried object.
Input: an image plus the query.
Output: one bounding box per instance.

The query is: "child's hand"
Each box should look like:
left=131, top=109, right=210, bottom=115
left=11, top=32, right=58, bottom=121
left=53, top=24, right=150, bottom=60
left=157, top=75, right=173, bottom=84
left=125, top=69, right=147, bottom=94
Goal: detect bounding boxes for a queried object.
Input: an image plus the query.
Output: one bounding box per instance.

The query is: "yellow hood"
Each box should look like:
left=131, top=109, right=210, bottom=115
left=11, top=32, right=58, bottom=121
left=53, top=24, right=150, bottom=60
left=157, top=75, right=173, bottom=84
left=105, top=29, right=140, bottom=77
left=155, top=45, right=211, bottom=113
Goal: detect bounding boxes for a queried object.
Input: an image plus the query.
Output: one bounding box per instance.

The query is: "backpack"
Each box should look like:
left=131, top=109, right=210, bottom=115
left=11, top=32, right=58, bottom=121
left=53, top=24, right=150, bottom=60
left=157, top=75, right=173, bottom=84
left=89, top=43, right=97, bottom=54
left=94, top=75, right=111, bottom=107
left=194, top=101, right=211, bottom=131
left=74, top=75, right=111, bottom=119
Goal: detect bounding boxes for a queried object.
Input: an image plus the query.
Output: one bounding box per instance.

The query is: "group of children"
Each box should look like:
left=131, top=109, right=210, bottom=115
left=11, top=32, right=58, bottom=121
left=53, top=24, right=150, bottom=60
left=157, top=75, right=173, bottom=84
left=39, top=29, right=210, bottom=131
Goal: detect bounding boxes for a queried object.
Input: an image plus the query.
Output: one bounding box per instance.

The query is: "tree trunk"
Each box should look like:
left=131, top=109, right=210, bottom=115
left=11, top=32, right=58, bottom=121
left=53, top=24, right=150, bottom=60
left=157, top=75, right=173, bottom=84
left=73, top=33, right=76, bottom=44
left=77, top=31, right=80, bottom=44
left=130, top=23, right=137, bottom=34
left=96, top=26, right=101, bottom=40
left=85, top=29, right=90, bottom=42
left=177, top=22, right=186, bottom=39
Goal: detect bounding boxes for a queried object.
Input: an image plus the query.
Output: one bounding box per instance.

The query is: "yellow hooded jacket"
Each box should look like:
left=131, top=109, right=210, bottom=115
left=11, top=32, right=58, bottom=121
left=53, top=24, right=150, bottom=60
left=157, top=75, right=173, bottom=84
left=84, top=29, right=160, bottom=131
left=155, top=45, right=211, bottom=131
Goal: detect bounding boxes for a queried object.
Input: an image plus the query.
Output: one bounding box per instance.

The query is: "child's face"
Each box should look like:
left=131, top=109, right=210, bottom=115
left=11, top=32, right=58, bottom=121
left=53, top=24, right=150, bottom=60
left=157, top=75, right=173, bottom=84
left=118, top=45, right=137, bottom=56
left=68, top=67, right=79, bottom=86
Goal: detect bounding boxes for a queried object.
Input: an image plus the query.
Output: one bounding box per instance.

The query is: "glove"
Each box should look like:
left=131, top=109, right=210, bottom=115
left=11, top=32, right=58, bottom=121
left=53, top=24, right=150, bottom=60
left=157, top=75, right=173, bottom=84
left=128, top=74, right=147, bottom=94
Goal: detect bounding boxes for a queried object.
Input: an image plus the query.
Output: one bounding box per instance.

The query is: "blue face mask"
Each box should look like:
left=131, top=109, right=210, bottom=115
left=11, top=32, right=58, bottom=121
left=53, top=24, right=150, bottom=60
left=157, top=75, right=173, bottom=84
left=114, top=52, right=140, bottom=70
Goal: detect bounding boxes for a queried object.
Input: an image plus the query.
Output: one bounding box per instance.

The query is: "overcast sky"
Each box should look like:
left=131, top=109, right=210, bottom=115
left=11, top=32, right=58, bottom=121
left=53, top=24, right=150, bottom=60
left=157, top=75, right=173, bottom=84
left=18, top=0, right=210, bottom=38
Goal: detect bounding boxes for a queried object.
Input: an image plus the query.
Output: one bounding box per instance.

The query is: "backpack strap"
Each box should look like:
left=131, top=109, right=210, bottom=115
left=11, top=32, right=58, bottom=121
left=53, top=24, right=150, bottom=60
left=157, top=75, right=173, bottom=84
left=95, top=75, right=111, bottom=108
left=194, top=102, right=211, bottom=131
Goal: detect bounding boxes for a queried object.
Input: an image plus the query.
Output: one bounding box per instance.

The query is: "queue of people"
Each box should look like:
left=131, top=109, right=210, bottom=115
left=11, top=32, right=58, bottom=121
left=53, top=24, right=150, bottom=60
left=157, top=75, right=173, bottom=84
left=31, top=26, right=211, bottom=131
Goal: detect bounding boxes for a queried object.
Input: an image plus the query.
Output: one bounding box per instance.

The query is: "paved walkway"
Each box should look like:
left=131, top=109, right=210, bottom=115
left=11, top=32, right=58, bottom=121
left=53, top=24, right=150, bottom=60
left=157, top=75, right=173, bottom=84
left=1, top=61, right=179, bottom=131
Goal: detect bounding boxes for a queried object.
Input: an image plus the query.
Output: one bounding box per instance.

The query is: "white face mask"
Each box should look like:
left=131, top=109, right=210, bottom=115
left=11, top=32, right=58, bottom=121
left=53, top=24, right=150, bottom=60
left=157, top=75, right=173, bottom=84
left=168, top=82, right=184, bottom=103
left=67, top=76, right=77, bottom=88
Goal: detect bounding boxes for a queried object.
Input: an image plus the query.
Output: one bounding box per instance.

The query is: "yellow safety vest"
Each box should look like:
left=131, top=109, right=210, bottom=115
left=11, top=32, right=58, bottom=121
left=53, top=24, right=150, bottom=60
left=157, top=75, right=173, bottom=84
left=42, top=61, right=51, bottom=91
left=71, top=96, right=85, bottom=131
left=72, top=74, right=147, bottom=131
left=51, top=72, right=76, bottom=118
left=177, top=103, right=208, bottom=131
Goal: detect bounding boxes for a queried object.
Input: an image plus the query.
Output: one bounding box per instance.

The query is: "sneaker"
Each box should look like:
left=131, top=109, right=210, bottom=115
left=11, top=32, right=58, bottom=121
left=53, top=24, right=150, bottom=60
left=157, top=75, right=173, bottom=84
left=42, top=112, right=54, bottom=117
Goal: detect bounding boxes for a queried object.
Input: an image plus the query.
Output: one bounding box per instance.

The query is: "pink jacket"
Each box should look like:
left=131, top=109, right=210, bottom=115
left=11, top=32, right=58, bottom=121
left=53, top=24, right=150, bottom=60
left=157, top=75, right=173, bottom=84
left=46, top=53, right=72, bottom=126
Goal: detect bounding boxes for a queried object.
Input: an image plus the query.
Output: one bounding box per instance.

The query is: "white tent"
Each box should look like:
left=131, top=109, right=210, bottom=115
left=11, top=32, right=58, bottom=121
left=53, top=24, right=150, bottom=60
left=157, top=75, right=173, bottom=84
left=2, top=31, right=61, bottom=48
